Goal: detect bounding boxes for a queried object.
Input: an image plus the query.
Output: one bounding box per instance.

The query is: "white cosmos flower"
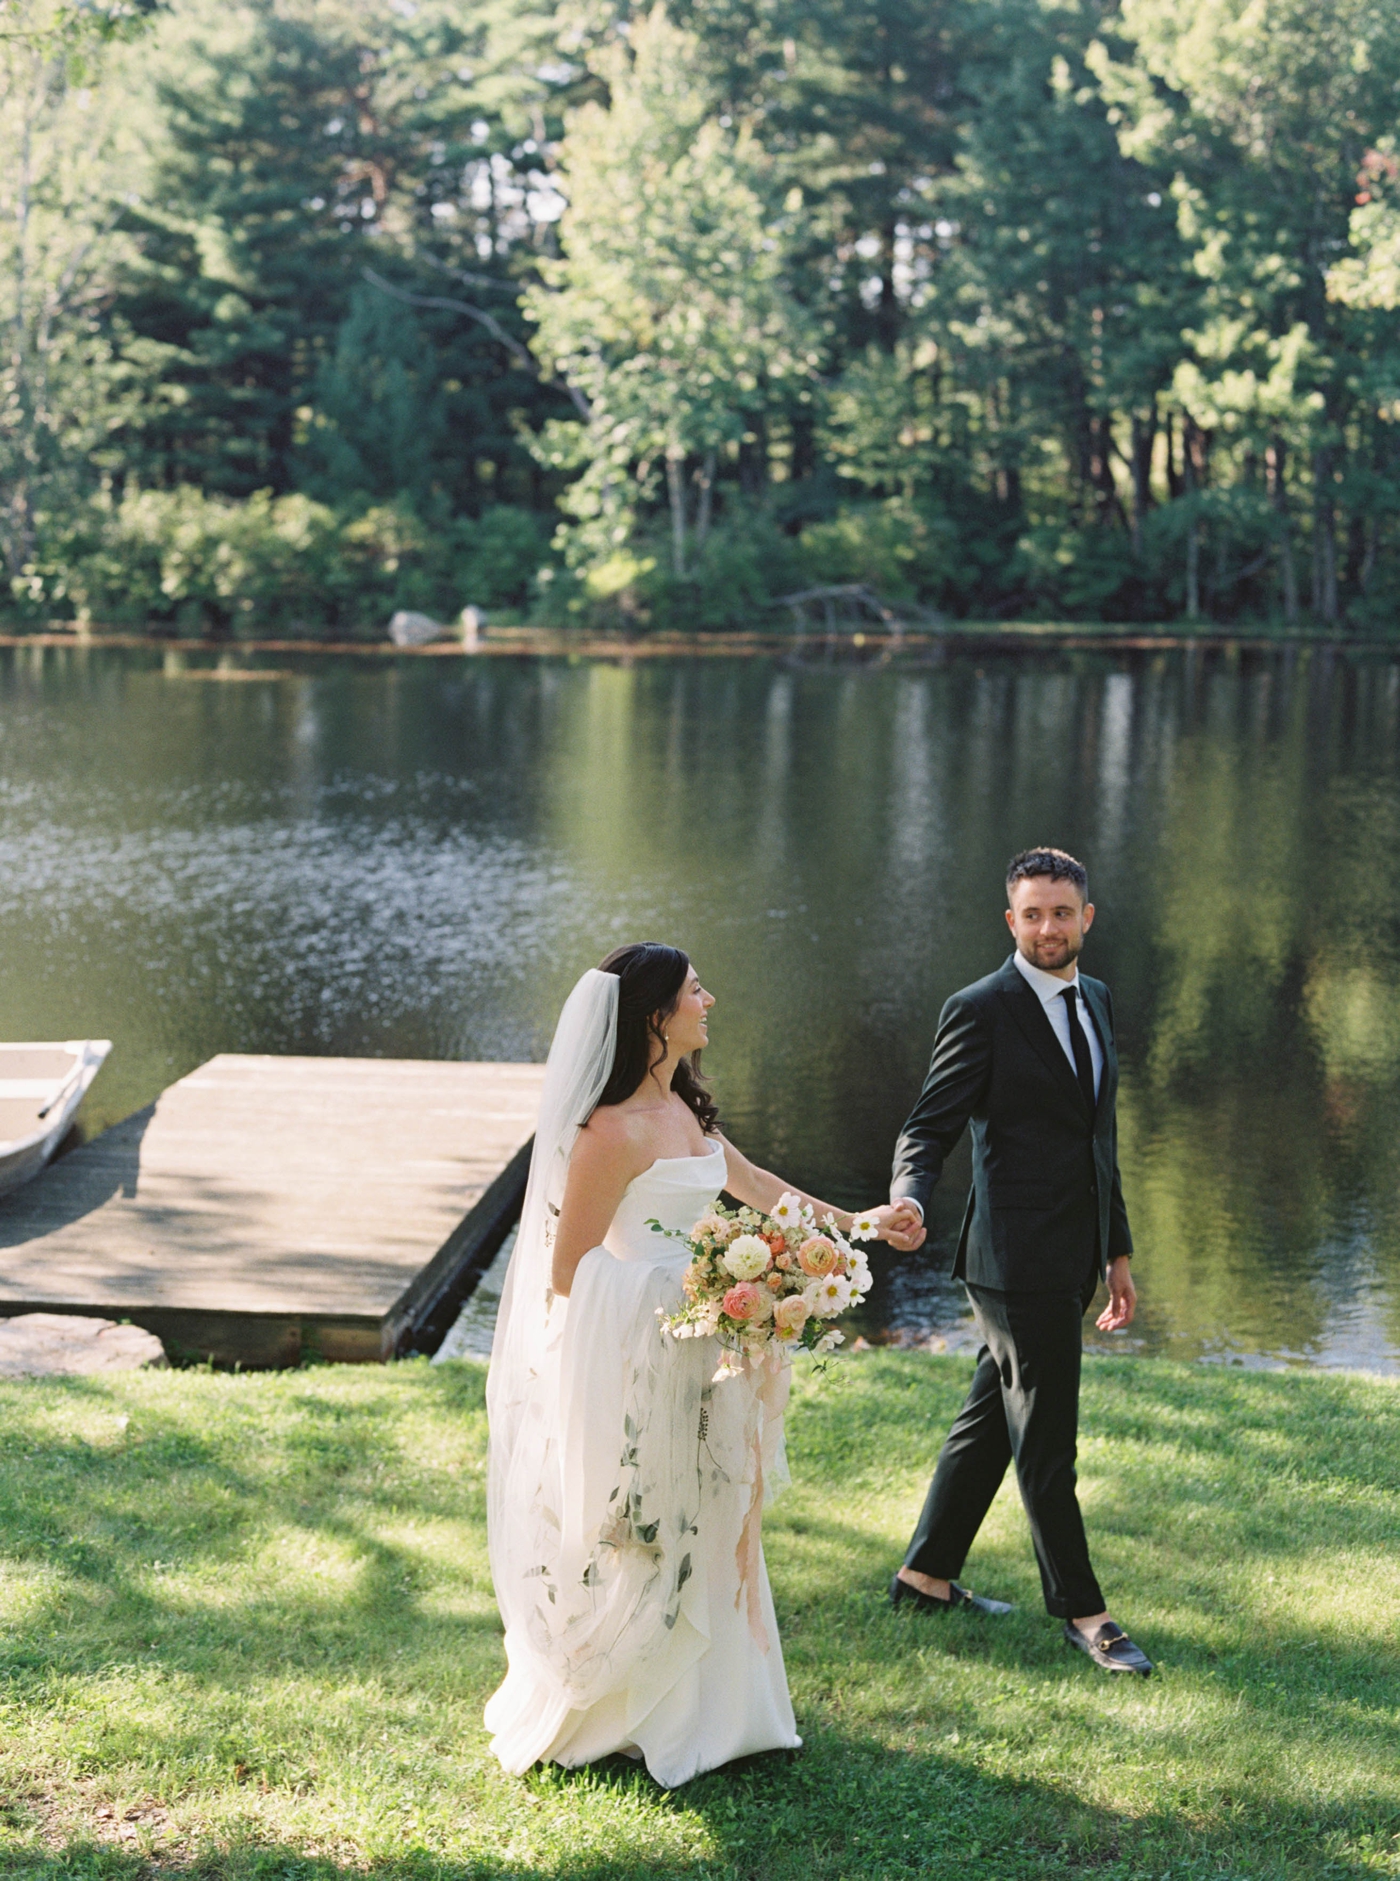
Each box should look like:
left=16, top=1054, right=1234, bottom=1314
left=722, top=1233, right=772, bottom=1281
left=804, top=1273, right=854, bottom=1319
left=814, top=1330, right=844, bottom=1354
left=770, top=1192, right=802, bottom=1227
left=849, top=1211, right=881, bottom=1242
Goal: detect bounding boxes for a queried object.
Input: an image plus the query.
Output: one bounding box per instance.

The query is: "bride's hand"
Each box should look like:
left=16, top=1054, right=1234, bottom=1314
left=864, top=1202, right=926, bottom=1253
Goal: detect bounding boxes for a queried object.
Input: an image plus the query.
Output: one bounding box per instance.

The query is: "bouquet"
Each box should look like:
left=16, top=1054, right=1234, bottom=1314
left=654, top=1191, right=879, bottom=1380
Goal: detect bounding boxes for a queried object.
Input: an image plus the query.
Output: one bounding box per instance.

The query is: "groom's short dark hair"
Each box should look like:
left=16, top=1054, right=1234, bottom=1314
left=1006, top=847, right=1088, bottom=901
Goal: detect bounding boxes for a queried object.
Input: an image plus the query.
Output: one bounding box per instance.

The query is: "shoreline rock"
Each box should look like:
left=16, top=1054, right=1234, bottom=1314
left=0, top=1313, right=167, bottom=1378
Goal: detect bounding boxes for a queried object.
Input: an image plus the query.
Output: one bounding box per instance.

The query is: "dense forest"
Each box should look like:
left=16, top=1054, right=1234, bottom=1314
left=3, top=0, right=1400, bottom=632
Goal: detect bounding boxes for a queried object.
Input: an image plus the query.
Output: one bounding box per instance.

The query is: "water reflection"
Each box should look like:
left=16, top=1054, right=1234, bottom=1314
left=1, top=642, right=1397, bottom=1372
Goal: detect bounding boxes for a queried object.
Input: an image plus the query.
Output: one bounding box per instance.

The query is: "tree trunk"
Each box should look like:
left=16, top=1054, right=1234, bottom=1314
left=794, top=411, right=816, bottom=485
left=1185, top=512, right=1201, bottom=621
left=878, top=218, right=899, bottom=352
left=694, top=450, right=715, bottom=553
left=744, top=410, right=772, bottom=496
left=1266, top=439, right=1299, bottom=626
left=1360, top=513, right=1378, bottom=593
left=667, top=453, right=687, bottom=579
left=1164, top=411, right=1184, bottom=502
left=1311, top=447, right=1338, bottom=627
left=1069, top=390, right=1093, bottom=525
left=1182, top=417, right=1212, bottom=620
left=1183, top=419, right=1201, bottom=620
left=1210, top=516, right=1228, bottom=616
left=1088, top=413, right=1119, bottom=522
left=1128, top=410, right=1156, bottom=555
left=1344, top=507, right=1367, bottom=597
left=2, top=57, right=39, bottom=578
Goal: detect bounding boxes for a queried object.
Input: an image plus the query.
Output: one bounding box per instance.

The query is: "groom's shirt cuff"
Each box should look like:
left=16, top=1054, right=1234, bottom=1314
left=896, top=1197, right=924, bottom=1220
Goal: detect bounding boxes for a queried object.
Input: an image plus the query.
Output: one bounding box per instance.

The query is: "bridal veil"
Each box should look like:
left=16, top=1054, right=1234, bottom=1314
left=486, top=968, right=618, bottom=1664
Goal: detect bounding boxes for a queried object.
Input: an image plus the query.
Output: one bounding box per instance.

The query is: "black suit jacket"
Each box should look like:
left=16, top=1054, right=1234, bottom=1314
left=891, top=955, right=1133, bottom=1293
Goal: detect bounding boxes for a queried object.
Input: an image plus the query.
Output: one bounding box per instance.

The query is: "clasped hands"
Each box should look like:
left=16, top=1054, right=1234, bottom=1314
left=856, top=1214, right=1138, bottom=1330
left=860, top=1201, right=927, bottom=1254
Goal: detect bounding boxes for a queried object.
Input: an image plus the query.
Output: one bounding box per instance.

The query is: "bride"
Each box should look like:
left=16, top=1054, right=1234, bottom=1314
left=484, top=942, right=910, bottom=1789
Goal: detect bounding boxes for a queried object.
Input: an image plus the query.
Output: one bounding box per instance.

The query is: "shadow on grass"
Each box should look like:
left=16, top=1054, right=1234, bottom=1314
left=0, top=1356, right=1396, bottom=1881
left=5, top=1730, right=1394, bottom=1881
left=776, top=1353, right=1400, bottom=1797
left=0, top=1362, right=500, bottom=1722
left=786, top=1351, right=1400, bottom=1584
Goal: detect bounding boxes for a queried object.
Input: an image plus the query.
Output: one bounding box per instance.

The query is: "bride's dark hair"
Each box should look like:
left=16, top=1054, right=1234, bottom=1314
left=593, top=941, right=719, bottom=1134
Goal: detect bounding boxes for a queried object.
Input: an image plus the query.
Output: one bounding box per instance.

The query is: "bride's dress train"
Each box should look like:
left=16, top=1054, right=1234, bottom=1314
left=485, top=1138, right=799, bottom=1789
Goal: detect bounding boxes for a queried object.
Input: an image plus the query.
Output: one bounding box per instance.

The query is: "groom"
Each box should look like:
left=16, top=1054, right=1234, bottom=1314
left=882, top=848, right=1152, bottom=1677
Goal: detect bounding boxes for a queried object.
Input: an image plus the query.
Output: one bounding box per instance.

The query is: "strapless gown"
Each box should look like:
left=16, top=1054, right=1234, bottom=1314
left=484, top=1141, right=800, bottom=1789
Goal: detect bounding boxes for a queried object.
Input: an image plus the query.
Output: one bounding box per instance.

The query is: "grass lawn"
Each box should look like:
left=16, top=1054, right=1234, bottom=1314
left=0, top=1351, right=1396, bottom=1880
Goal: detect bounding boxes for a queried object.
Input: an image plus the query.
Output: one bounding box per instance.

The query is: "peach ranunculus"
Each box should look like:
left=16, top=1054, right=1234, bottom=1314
left=721, top=1281, right=766, bottom=1322
left=772, top=1294, right=811, bottom=1334
left=797, top=1235, right=838, bottom=1277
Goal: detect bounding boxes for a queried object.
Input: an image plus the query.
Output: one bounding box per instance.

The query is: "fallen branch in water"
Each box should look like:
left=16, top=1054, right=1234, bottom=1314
left=770, top=583, right=944, bottom=634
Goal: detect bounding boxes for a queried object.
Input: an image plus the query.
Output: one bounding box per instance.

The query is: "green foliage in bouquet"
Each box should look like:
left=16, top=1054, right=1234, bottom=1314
left=655, top=1193, right=877, bottom=1374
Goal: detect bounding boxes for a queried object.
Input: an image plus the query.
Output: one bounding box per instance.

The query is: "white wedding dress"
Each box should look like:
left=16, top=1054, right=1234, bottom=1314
left=484, top=1135, right=800, bottom=1789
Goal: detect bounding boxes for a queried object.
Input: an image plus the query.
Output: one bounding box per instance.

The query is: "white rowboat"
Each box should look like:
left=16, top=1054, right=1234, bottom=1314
left=0, top=1040, right=112, bottom=1199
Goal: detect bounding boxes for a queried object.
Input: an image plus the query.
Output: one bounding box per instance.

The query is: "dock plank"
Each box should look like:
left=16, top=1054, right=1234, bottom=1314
left=0, top=1055, right=545, bottom=1365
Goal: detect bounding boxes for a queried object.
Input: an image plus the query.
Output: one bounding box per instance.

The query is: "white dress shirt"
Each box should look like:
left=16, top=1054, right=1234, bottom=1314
left=1012, top=950, right=1103, bottom=1098
left=900, top=954, right=1105, bottom=1220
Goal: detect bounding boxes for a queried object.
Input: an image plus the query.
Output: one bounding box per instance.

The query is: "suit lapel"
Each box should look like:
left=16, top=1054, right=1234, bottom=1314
left=994, top=958, right=1090, bottom=1115
left=1079, top=977, right=1117, bottom=1121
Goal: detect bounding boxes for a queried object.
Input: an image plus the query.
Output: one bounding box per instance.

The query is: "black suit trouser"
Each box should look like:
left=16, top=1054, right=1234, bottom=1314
left=902, top=1279, right=1105, bottom=1619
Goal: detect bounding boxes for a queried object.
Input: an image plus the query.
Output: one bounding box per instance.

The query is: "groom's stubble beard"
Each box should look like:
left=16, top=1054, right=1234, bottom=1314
left=1019, top=930, right=1084, bottom=972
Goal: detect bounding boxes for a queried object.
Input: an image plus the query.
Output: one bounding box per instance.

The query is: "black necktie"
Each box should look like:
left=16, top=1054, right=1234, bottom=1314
left=1061, top=985, right=1097, bottom=1113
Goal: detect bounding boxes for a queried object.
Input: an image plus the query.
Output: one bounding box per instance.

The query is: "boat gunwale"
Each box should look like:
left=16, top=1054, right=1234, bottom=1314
left=0, top=1041, right=111, bottom=1161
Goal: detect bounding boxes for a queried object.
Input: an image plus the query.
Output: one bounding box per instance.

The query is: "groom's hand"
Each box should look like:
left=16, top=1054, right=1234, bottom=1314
left=875, top=1202, right=926, bottom=1252
left=1096, top=1256, right=1136, bottom=1331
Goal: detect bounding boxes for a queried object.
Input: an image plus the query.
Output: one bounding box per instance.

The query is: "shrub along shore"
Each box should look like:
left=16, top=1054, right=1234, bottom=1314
left=0, top=1351, right=1395, bottom=1880
left=9, top=0, right=1400, bottom=638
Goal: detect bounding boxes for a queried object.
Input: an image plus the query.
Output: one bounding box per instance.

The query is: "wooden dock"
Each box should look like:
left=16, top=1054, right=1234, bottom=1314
left=0, top=1055, right=545, bottom=1367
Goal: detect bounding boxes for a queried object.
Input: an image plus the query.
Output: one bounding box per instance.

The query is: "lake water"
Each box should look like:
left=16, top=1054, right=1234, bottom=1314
left=2, top=639, right=1399, bottom=1373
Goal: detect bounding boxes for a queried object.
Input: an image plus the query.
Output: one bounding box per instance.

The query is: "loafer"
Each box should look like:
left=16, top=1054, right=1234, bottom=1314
left=889, top=1574, right=1014, bottom=1616
left=1063, top=1619, right=1153, bottom=1676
